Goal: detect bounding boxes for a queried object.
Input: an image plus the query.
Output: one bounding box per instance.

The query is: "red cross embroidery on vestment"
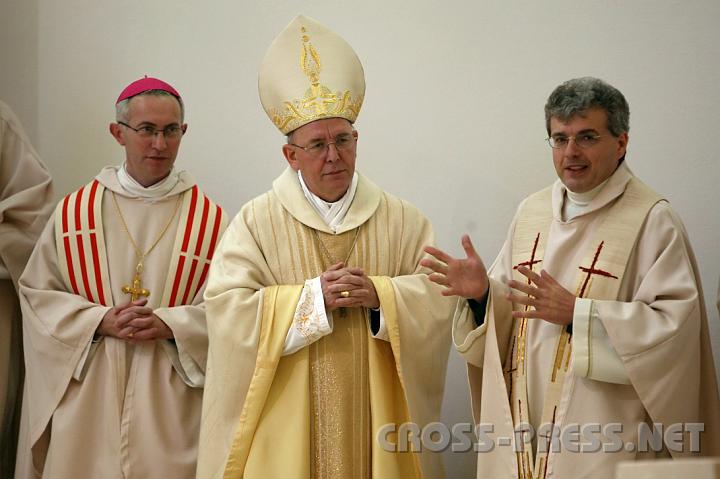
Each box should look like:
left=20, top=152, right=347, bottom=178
left=513, top=233, right=543, bottom=284
left=577, top=241, right=618, bottom=298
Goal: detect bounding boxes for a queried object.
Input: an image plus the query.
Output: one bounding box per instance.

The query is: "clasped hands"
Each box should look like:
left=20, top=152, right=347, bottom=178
left=321, top=262, right=380, bottom=312
left=97, top=298, right=174, bottom=341
left=421, top=234, right=575, bottom=326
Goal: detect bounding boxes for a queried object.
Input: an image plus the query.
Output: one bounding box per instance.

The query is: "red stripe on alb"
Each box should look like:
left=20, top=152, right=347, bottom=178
left=90, top=233, right=106, bottom=305
left=63, top=236, right=80, bottom=295
left=207, top=205, right=223, bottom=258
left=62, top=195, right=78, bottom=294
left=75, top=234, right=95, bottom=303
left=168, top=256, right=186, bottom=307
left=193, top=197, right=210, bottom=256
left=62, top=195, right=70, bottom=233
left=195, top=206, right=224, bottom=292
left=181, top=186, right=199, bottom=252
left=181, top=259, right=200, bottom=305
left=74, top=186, right=84, bottom=230
left=87, top=180, right=105, bottom=304
left=179, top=196, right=211, bottom=304
left=73, top=186, right=95, bottom=303
left=196, top=264, right=211, bottom=296
left=168, top=187, right=199, bottom=306
left=88, top=180, right=99, bottom=229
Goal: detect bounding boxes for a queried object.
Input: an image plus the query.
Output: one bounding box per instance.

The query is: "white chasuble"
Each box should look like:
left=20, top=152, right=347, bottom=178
left=0, top=100, right=53, bottom=478
left=16, top=167, right=228, bottom=479
left=453, top=163, right=720, bottom=479
left=198, top=167, right=456, bottom=479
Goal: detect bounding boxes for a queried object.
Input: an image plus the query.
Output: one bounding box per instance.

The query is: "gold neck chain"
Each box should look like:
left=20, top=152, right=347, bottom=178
left=312, top=227, right=361, bottom=267
left=111, top=191, right=183, bottom=300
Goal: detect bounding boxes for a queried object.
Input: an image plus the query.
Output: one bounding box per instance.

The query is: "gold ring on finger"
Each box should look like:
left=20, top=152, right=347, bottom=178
left=340, top=291, right=350, bottom=298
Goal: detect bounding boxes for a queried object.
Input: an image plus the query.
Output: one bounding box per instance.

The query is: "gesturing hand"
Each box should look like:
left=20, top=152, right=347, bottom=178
left=507, top=266, right=576, bottom=326
left=421, top=234, right=489, bottom=299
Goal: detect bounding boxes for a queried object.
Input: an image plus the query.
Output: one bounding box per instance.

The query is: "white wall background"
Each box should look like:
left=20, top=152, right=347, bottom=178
left=2, top=1, right=719, bottom=477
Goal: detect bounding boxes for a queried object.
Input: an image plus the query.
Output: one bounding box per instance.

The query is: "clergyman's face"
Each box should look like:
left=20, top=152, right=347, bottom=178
left=282, top=117, right=358, bottom=202
left=109, top=94, right=186, bottom=187
left=549, top=108, right=628, bottom=193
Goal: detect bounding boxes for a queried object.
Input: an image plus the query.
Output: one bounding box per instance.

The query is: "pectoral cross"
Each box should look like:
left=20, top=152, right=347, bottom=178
left=122, top=262, right=150, bottom=301
left=576, top=241, right=618, bottom=298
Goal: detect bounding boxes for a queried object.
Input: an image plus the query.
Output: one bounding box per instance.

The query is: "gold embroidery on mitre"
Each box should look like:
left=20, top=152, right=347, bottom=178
left=271, top=25, right=363, bottom=132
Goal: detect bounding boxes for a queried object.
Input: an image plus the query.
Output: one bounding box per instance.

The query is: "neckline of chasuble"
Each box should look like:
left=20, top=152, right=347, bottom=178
left=272, top=167, right=381, bottom=235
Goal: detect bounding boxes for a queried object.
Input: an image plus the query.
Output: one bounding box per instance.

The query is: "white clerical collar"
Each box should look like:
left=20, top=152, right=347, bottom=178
left=298, top=170, right=358, bottom=234
left=116, top=162, right=180, bottom=200
left=562, top=176, right=610, bottom=221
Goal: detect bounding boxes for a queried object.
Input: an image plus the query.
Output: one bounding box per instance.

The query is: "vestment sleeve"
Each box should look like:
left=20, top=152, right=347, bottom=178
left=154, top=204, right=229, bottom=387
left=571, top=298, right=630, bottom=384
left=0, top=106, right=53, bottom=285
left=19, top=216, right=111, bottom=442
left=453, top=211, right=517, bottom=369
left=200, top=199, right=304, bottom=474
left=154, top=285, right=210, bottom=387
left=281, top=277, right=333, bottom=356
left=592, top=203, right=720, bottom=455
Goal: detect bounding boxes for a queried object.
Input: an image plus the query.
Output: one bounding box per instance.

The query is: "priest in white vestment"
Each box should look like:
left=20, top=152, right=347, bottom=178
left=424, top=77, right=720, bottom=478
left=0, top=100, right=53, bottom=479
left=16, top=78, right=228, bottom=479
left=197, top=15, right=455, bottom=479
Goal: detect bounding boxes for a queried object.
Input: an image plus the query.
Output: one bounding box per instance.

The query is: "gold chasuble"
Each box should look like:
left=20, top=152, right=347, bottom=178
left=453, top=163, right=720, bottom=479
left=17, top=168, right=228, bottom=479
left=199, top=168, right=455, bottom=479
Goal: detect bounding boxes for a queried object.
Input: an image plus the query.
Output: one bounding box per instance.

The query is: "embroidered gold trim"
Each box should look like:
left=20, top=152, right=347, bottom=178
left=294, top=282, right=321, bottom=340
left=270, top=25, right=363, bottom=132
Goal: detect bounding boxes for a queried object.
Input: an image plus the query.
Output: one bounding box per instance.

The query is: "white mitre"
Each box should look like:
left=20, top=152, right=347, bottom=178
left=258, top=14, right=366, bottom=134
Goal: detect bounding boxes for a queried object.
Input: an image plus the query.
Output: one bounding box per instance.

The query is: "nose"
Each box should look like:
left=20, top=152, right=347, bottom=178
left=151, top=131, right=168, bottom=150
left=325, top=142, right=340, bottom=162
left=563, top=136, right=581, bottom=157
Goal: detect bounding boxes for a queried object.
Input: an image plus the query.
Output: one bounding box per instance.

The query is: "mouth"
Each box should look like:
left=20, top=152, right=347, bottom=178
left=323, top=169, right=346, bottom=177
left=564, top=164, right=588, bottom=174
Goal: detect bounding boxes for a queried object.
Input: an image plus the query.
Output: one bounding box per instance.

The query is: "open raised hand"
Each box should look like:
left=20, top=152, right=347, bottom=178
left=421, top=234, right=489, bottom=299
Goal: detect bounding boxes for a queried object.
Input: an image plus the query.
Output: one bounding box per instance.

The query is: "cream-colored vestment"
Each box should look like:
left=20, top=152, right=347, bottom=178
left=0, top=100, right=53, bottom=478
left=16, top=167, right=227, bottom=479
left=454, top=163, right=720, bottom=478
left=198, top=168, right=455, bottom=479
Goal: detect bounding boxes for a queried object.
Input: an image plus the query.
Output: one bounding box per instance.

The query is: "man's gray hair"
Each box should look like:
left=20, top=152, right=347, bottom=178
left=115, top=89, right=185, bottom=123
left=545, top=77, right=629, bottom=136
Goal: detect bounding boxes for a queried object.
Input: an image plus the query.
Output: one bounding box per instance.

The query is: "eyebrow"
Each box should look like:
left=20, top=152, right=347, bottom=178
left=305, top=131, right=352, bottom=142
left=135, top=121, right=181, bottom=128
left=551, top=128, right=599, bottom=136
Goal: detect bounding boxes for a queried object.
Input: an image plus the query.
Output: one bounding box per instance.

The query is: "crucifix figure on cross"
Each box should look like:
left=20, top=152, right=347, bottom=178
left=122, top=263, right=150, bottom=301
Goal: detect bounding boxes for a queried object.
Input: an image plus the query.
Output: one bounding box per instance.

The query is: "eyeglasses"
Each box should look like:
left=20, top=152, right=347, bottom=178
left=118, top=121, right=185, bottom=140
left=289, top=133, right=356, bottom=158
left=547, top=133, right=605, bottom=149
